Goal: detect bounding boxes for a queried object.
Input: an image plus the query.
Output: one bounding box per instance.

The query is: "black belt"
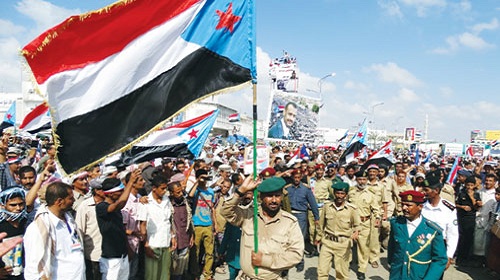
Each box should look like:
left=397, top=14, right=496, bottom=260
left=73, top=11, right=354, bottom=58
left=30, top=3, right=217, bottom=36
left=325, top=233, right=349, bottom=242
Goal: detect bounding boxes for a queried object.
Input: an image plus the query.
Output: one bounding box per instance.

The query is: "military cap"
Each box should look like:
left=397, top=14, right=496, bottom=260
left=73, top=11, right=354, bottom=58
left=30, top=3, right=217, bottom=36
left=332, top=182, right=349, bottom=192
left=366, top=164, right=379, bottom=170
left=457, top=169, right=472, bottom=177
left=327, top=163, right=338, bottom=169
left=315, top=163, right=325, bottom=170
left=399, top=190, right=425, bottom=204
left=291, top=169, right=302, bottom=176
left=354, top=169, right=367, bottom=178
left=425, top=170, right=442, bottom=189
left=257, top=177, right=286, bottom=193
left=259, top=167, right=276, bottom=178
left=307, top=161, right=316, bottom=168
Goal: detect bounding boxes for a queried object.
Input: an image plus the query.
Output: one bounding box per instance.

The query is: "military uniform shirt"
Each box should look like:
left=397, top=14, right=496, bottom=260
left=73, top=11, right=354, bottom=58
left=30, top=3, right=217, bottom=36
left=348, top=186, right=380, bottom=218
left=422, top=198, right=458, bottom=259
left=220, top=193, right=304, bottom=280
left=314, top=177, right=333, bottom=203
left=317, top=202, right=360, bottom=242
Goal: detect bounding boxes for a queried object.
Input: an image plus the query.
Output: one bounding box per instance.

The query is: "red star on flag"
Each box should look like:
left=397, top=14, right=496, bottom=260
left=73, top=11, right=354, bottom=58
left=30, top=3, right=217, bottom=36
left=384, top=148, right=391, bottom=154
left=6, top=113, right=12, bottom=120
left=215, top=3, right=241, bottom=33
left=357, top=132, right=364, bottom=138
left=188, top=129, right=198, bottom=139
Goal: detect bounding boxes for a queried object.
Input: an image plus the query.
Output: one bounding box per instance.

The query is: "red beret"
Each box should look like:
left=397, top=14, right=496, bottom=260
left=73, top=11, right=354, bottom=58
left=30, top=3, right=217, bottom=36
left=315, top=164, right=325, bottom=170
left=399, top=190, right=425, bottom=203
left=259, top=167, right=276, bottom=177
left=291, top=169, right=302, bottom=176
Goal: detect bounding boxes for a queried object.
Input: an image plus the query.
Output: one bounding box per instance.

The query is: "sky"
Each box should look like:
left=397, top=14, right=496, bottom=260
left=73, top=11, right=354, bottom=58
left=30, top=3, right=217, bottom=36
left=1, top=0, right=499, bottom=143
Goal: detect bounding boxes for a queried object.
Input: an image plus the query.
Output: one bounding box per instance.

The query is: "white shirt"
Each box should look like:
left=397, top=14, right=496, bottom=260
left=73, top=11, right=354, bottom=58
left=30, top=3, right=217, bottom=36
left=422, top=197, right=459, bottom=258
left=137, top=193, right=173, bottom=248
left=281, top=118, right=290, bottom=138
left=406, top=215, right=422, bottom=237
left=24, top=210, right=85, bottom=280
left=477, top=187, right=496, bottom=228
left=75, top=196, right=102, bottom=261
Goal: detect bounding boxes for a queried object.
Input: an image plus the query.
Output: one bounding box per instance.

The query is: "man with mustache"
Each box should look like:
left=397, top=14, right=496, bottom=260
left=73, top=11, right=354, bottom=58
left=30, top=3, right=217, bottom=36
left=388, top=190, right=447, bottom=279
left=221, top=176, right=303, bottom=280
left=316, top=182, right=360, bottom=280
left=347, top=170, right=380, bottom=280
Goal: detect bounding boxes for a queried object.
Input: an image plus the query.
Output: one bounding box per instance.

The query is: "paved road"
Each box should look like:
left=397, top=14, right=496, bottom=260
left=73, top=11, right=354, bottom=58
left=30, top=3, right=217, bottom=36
left=214, top=249, right=499, bottom=279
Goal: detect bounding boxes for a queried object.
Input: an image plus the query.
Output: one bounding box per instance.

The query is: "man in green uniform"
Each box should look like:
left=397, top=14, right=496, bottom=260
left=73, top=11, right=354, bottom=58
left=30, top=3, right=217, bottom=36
left=388, top=190, right=447, bottom=280
left=221, top=176, right=304, bottom=280
left=316, top=182, right=360, bottom=280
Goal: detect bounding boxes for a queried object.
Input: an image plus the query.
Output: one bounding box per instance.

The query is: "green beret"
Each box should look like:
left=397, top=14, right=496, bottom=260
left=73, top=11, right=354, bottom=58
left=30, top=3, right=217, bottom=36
left=257, top=177, right=286, bottom=193
left=332, top=182, right=349, bottom=192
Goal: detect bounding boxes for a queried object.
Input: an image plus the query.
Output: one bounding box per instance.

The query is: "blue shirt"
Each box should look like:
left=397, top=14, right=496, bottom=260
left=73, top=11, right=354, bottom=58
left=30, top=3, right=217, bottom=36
left=193, top=188, right=215, bottom=226
left=286, top=183, right=320, bottom=220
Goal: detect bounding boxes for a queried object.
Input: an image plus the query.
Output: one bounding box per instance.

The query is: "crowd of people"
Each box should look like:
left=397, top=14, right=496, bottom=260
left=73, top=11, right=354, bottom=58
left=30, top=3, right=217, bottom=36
left=0, top=126, right=500, bottom=280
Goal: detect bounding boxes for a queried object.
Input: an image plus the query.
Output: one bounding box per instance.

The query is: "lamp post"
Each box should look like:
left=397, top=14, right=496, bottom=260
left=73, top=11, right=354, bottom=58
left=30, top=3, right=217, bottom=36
left=318, top=72, right=336, bottom=100
left=370, top=102, right=384, bottom=128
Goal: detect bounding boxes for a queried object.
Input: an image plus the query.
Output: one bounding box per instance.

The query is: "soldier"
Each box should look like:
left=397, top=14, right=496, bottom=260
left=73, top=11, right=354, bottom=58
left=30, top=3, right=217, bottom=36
left=365, top=164, right=385, bottom=268
left=421, top=170, right=458, bottom=272
left=388, top=190, right=447, bottom=279
left=378, top=166, right=397, bottom=249
left=316, top=182, right=360, bottom=280
left=220, top=176, right=304, bottom=280
left=348, top=170, right=381, bottom=280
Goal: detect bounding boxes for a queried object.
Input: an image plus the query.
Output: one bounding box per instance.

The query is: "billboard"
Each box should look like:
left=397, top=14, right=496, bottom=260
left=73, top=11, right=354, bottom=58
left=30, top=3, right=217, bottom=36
left=267, top=91, right=320, bottom=143
left=404, top=127, right=415, bottom=141
left=485, top=130, right=500, bottom=141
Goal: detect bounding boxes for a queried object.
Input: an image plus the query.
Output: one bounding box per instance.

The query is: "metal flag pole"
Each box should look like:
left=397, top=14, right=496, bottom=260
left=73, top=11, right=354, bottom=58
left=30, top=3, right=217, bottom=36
left=252, top=82, right=259, bottom=275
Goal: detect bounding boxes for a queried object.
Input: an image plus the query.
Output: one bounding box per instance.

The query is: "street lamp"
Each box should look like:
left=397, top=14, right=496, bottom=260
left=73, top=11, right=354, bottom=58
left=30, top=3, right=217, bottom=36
left=370, top=102, right=384, bottom=128
left=318, top=72, right=336, bottom=96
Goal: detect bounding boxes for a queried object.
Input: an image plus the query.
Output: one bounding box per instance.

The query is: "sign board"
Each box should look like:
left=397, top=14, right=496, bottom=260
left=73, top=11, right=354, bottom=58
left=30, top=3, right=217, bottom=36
left=243, top=145, right=270, bottom=175
left=267, top=91, right=320, bottom=143
left=485, top=130, right=500, bottom=141
left=404, top=127, right=415, bottom=141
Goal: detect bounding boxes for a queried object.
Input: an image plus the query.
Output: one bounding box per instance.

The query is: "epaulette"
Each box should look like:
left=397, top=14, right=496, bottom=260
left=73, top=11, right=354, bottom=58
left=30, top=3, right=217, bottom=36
left=425, top=219, right=443, bottom=233
left=345, top=202, right=357, bottom=209
left=281, top=210, right=298, bottom=222
left=441, top=199, right=456, bottom=211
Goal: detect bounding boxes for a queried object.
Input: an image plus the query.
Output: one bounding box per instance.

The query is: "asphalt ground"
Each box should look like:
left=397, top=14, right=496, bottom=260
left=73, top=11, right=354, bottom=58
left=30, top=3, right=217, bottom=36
left=213, top=248, right=499, bottom=280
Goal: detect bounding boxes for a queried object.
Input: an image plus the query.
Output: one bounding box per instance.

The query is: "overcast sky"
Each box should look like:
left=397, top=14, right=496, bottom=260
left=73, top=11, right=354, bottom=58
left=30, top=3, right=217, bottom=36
left=1, top=0, right=499, bottom=143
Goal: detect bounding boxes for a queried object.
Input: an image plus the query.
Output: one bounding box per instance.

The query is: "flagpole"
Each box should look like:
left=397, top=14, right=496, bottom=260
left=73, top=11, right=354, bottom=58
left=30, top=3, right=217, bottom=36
left=252, top=82, right=259, bottom=275
left=248, top=0, right=258, bottom=274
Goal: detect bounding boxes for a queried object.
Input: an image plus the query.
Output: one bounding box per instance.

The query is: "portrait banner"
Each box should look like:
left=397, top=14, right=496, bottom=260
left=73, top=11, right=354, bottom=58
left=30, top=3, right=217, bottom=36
left=266, top=91, right=320, bottom=142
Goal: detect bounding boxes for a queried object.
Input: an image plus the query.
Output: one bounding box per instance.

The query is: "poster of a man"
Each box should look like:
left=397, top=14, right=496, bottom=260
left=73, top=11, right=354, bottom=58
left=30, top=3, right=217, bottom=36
left=268, top=102, right=297, bottom=140
left=267, top=91, right=320, bottom=142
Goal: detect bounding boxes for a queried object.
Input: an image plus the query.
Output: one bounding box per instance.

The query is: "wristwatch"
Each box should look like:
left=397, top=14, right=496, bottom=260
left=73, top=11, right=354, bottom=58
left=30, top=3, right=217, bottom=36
left=234, top=187, right=245, bottom=197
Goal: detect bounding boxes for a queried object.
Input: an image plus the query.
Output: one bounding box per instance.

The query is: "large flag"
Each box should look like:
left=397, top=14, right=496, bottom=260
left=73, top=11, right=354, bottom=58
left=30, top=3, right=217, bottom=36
left=362, top=139, right=395, bottom=169
left=19, top=103, right=51, bottom=134
left=414, top=146, right=420, bottom=165
left=117, top=110, right=218, bottom=167
left=287, top=144, right=310, bottom=167
left=21, top=0, right=256, bottom=174
left=446, top=156, right=460, bottom=185
left=0, top=101, right=16, bottom=132
left=422, top=149, right=432, bottom=164
left=339, top=119, right=367, bottom=166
